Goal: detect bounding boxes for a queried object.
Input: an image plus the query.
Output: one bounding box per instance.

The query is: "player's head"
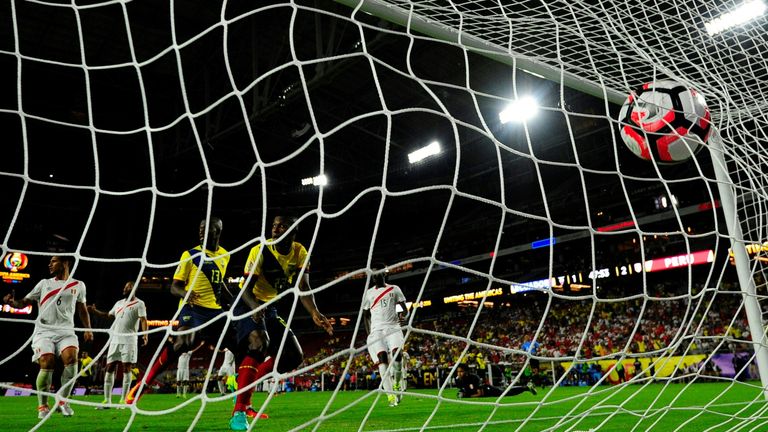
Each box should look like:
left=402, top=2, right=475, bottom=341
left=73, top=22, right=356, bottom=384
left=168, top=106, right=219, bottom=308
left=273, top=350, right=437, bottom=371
left=272, top=215, right=298, bottom=242
left=456, top=363, right=469, bottom=378
left=122, top=280, right=135, bottom=297
left=199, top=216, right=223, bottom=250
left=371, top=262, right=388, bottom=287
left=49, top=255, right=74, bottom=277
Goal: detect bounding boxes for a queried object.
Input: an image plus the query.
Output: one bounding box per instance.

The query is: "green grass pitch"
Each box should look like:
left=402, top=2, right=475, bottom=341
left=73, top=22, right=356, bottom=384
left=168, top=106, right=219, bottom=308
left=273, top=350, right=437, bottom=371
left=1, top=382, right=765, bottom=431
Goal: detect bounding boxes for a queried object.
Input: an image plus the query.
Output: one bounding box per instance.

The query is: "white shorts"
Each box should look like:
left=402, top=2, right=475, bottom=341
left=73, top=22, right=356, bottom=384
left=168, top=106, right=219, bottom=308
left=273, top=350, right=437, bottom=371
left=367, top=327, right=405, bottom=363
left=31, top=331, right=78, bottom=363
left=218, top=366, right=235, bottom=377
left=177, top=368, right=190, bottom=382
left=106, top=342, right=138, bottom=364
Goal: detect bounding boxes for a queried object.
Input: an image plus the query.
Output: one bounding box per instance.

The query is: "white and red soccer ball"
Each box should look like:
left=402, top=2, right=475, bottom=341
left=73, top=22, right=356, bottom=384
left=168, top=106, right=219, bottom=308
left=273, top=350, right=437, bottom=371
left=618, top=80, right=711, bottom=163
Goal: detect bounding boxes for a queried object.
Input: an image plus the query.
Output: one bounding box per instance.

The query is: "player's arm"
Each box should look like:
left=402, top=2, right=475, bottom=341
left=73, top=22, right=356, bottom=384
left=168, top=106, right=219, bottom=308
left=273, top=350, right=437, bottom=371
left=397, top=301, right=408, bottom=326
left=139, top=316, right=148, bottom=346
left=87, top=304, right=113, bottom=320
left=467, top=376, right=484, bottom=397
left=363, top=308, right=371, bottom=334
left=2, top=290, right=34, bottom=309
left=170, top=278, right=195, bottom=301
left=190, top=341, right=203, bottom=353
left=76, top=301, right=94, bottom=342
left=240, top=274, right=265, bottom=311
left=298, top=273, right=333, bottom=335
left=170, top=252, right=198, bottom=303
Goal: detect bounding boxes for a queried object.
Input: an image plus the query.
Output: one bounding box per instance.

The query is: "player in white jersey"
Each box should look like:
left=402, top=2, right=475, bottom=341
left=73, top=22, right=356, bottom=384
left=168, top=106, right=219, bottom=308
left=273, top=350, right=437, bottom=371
left=176, top=342, right=203, bottom=398
left=3, top=256, right=93, bottom=419
left=88, top=281, right=148, bottom=407
left=217, top=348, right=236, bottom=395
left=362, top=263, right=407, bottom=407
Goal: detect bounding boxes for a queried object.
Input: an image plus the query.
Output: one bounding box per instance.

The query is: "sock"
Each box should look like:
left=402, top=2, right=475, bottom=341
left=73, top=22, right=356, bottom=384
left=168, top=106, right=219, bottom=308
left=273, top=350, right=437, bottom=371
left=60, top=363, right=78, bottom=400
left=218, top=379, right=227, bottom=394
left=135, top=345, right=178, bottom=395
left=392, top=361, right=402, bottom=389
left=177, top=383, right=182, bottom=396
left=104, top=372, right=115, bottom=403
left=183, top=385, right=188, bottom=397
left=36, top=369, right=53, bottom=407
left=121, top=371, right=132, bottom=401
left=233, top=355, right=259, bottom=413
left=255, top=357, right=275, bottom=380
left=378, top=363, right=393, bottom=393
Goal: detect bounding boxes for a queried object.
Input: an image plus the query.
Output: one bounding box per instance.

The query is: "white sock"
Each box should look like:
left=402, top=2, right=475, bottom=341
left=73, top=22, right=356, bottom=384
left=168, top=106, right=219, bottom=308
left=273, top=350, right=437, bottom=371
left=60, top=363, right=78, bottom=401
left=121, top=372, right=132, bottom=402
left=218, top=380, right=226, bottom=394
left=378, top=363, right=393, bottom=393
left=392, top=361, right=402, bottom=387
left=183, top=385, right=188, bottom=397
left=104, top=372, right=115, bottom=403
left=36, top=369, right=53, bottom=407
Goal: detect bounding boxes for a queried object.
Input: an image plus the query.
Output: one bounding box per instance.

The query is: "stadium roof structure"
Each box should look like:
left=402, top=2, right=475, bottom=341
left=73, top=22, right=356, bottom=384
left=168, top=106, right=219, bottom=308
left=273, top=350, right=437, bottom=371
left=0, top=0, right=765, bottom=301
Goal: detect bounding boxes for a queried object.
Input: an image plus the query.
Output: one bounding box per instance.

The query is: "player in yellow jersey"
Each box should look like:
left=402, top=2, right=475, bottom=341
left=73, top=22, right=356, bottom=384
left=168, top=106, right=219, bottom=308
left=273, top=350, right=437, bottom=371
left=126, top=216, right=230, bottom=404
left=228, top=215, right=333, bottom=431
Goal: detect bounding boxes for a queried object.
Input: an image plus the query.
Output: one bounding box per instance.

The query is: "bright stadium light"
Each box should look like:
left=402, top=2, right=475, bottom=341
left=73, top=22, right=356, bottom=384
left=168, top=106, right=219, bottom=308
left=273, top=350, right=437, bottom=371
left=704, top=0, right=766, bottom=36
left=499, top=96, right=539, bottom=124
left=408, top=141, right=441, bottom=164
left=301, top=174, right=328, bottom=186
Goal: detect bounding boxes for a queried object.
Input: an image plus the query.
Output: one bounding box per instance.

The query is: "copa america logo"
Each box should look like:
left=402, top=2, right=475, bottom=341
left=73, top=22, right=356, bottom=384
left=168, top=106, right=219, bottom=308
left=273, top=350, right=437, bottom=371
left=3, top=252, right=28, bottom=272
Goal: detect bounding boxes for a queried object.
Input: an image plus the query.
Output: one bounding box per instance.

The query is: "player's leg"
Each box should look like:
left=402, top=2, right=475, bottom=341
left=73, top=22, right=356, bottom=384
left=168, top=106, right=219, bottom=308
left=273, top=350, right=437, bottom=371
left=32, top=334, right=55, bottom=417
left=500, top=382, right=536, bottom=397
left=230, top=302, right=273, bottom=428
left=218, top=373, right=227, bottom=394
left=229, top=312, right=265, bottom=430
left=100, top=361, right=117, bottom=406
left=182, top=370, right=189, bottom=398
left=102, top=342, right=123, bottom=405
left=386, top=329, right=406, bottom=403
left=119, top=344, right=138, bottom=403
left=265, top=311, right=304, bottom=374
left=368, top=330, right=395, bottom=406
left=127, top=304, right=214, bottom=403
left=58, top=341, right=80, bottom=416
left=176, top=366, right=184, bottom=398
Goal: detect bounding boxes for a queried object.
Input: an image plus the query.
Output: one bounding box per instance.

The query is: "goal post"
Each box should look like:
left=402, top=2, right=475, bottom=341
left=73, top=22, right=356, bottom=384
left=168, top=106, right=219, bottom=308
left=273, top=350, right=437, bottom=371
left=333, top=0, right=628, bottom=105
left=708, top=132, right=768, bottom=399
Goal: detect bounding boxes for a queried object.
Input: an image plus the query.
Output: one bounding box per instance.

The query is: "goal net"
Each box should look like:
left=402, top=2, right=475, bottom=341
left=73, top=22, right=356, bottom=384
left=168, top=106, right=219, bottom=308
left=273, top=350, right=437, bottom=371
left=1, top=0, right=768, bottom=430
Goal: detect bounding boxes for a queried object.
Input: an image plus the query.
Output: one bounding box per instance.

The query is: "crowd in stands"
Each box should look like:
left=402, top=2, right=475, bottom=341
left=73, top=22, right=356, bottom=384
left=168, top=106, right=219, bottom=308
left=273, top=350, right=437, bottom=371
left=300, top=283, right=754, bottom=388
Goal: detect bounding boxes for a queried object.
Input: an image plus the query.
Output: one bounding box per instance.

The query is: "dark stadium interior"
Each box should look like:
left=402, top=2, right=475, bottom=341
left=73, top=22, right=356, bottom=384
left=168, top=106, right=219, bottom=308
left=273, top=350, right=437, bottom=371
left=0, top=0, right=742, bottom=383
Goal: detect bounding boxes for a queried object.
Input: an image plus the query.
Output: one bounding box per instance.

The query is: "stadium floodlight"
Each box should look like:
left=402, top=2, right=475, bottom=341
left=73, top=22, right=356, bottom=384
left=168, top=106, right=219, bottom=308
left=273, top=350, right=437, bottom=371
left=408, top=141, right=441, bottom=164
left=499, top=96, right=539, bottom=124
left=704, top=0, right=766, bottom=36
left=301, top=174, right=328, bottom=186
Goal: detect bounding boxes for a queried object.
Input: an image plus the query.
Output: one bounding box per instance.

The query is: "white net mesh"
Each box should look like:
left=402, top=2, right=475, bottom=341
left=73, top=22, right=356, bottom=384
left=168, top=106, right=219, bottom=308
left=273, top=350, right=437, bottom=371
left=2, top=0, right=768, bottom=430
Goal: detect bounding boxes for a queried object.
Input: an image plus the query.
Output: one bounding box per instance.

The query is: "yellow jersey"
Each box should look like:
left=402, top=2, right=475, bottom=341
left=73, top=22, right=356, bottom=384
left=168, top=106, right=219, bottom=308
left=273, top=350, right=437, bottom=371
left=174, top=245, right=230, bottom=309
left=240, top=242, right=308, bottom=302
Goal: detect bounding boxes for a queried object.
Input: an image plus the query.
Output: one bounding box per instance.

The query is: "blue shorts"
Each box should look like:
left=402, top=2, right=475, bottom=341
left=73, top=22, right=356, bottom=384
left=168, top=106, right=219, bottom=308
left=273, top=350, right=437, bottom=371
left=178, top=304, right=227, bottom=341
left=233, top=302, right=278, bottom=343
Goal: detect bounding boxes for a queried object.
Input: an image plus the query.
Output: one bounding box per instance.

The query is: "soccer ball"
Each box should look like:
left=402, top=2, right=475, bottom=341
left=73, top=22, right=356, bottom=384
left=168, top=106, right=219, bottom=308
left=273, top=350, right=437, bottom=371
left=618, top=80, right=711, bottom=163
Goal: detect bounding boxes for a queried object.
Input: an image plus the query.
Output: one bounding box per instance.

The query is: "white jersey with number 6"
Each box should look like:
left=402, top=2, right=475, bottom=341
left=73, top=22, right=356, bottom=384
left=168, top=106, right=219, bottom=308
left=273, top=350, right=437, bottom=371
left=25, top=277, right=87, bottom=335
